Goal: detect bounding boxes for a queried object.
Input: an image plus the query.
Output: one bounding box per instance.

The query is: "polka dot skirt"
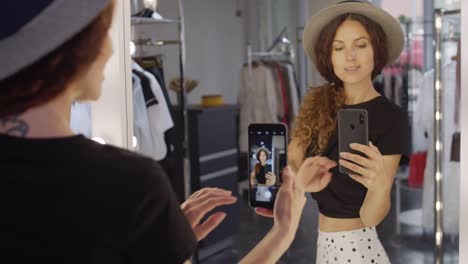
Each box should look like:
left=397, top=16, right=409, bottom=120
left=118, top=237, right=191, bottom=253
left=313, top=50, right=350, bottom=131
left=316, top=227, right=390, bottom=264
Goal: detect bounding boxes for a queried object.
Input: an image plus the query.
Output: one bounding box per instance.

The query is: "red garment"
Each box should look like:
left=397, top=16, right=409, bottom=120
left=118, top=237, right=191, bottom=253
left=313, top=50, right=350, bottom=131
left=408, top=152, right=427, bottom=188
left=274, top=63, right=289, bottom=124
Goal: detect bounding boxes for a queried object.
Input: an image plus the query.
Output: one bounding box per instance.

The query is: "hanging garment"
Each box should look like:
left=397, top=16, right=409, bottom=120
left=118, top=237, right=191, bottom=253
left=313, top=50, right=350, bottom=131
left=132, top=73, right=153, bottom=156
left=262, top=62, right=285, bottom=120
left=416, top=61, right=459, bottom=234
left=273, top=63, right=289, bottom=125
left=70, top=102, right=92, bottom=137
left=383, top=71, right=393, bottom=101
left=409, top=68, right=425, bottom=153
left=239, top=64, right=278, bottom=152
left=394, top=75, right=403, bottom=107
left=408, top=151, right=427, bottom=188
left=277, top=63, right=293, bottom=125
left=133, top=62, right=174, bottom=161
left=284, top=63, right=299, bottom=119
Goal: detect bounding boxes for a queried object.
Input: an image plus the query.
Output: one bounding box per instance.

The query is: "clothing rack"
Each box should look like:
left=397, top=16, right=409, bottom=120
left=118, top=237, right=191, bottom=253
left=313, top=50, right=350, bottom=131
left=433, top=8, right=460, bottom=264
left=133, top=38, right=181, bottom=46
left=131, top=0, right=191, bottom=202
left=246, top=44, right=292, bottom=77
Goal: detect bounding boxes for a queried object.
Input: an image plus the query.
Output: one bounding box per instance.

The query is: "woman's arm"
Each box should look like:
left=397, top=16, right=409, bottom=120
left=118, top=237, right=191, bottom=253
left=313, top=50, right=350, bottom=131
left=338, top=142, right=401, bottom=227
left=287, top=137, right=305, bottom=173
left=240, top=157, right=336, bottom=263
left=250, top=169, right=257, bottom=185
left=238, top=225, right=295, bottom=264
left=359, top=154, right=400, bottom=227
left=239, top=167, right=305, bottom=264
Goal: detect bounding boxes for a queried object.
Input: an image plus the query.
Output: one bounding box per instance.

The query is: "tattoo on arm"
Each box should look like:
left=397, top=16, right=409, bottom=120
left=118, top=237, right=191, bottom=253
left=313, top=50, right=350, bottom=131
left=0, top=116, right=29, bottom=137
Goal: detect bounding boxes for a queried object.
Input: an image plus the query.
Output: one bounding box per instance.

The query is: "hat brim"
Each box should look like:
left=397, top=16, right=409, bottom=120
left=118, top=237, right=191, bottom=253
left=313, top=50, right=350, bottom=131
left=0, top=0, right=111, bottom=80
left=302, top=2, right=404, bottom=66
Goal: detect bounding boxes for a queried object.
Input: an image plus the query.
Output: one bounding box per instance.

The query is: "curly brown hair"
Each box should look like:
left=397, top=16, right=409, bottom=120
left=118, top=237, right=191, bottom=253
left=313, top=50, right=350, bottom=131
left=293, top=13, right=388, bottom=155
left=0, top=1, right=115, bottom=117
left=254, top=148, right=270, bottom=174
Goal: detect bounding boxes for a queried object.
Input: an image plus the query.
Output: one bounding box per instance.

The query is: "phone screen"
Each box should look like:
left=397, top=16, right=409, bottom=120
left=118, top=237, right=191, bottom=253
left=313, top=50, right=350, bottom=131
left=248, top=123, right=287, bottom=209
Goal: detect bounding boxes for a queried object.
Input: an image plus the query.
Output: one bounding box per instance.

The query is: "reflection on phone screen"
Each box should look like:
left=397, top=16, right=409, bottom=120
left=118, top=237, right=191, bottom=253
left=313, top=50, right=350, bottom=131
left=249, top=131, right=287, bottom=204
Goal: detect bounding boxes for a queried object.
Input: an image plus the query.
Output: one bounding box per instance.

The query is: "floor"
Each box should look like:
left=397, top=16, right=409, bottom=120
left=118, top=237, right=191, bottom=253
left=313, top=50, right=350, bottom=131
left=198, top=170, right=460, bottom=264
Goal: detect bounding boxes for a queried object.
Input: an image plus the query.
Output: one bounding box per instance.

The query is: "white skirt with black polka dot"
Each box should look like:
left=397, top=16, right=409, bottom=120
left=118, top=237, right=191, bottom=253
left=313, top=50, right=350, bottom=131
left=316, top=227, right=390, bottom=264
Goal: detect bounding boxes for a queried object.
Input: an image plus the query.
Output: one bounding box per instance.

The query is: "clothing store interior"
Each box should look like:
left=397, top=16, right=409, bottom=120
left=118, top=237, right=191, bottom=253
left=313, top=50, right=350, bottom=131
left=71, top=0, right=467, bottom=263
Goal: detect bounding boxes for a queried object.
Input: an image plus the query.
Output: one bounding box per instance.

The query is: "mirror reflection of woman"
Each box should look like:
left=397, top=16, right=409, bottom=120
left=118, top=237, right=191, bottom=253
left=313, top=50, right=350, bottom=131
left=286, top=1, right=410, bottom=263
left=250, top=148, right=276, bottom=186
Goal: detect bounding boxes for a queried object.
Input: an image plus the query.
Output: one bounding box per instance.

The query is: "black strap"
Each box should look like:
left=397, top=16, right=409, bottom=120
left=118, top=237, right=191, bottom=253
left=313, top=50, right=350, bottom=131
left=133, top=70, right=159, bottom=107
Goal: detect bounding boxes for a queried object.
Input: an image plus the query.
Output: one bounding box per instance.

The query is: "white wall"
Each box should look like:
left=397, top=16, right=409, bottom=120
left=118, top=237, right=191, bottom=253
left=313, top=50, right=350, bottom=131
left=460, top=0, right=467, bottom=260
left=381, top=0, right=423, bottom=18
left=133, top=0, right=244, bottom=106
left=92, top=0, right=132, bottom=148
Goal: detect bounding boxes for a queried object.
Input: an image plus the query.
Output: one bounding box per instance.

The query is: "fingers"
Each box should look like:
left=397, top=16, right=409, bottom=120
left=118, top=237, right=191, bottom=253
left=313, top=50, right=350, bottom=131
left=185, top=196, right=237, bottom=225
left=339, top=152, right=372, bottom=168
left=189, top=187, right=231, bottom=200
left=281, top=166, right=293, bottom=191
left=255, top=207, right=274, bottom=218
left=193, top=212, right=226, bottom=241
left=319, top=172, right=333, bottom=187
left=349, top=174, right=367, bottom=186
left=301, top=156, right=337, bottom=171
left=339, top=159, right=368, bottom=176
left=369, top=141, right=382, bottom=155
left=349, top=143, right=379, bottom=160
left=182, top=189, right=234, bottom=211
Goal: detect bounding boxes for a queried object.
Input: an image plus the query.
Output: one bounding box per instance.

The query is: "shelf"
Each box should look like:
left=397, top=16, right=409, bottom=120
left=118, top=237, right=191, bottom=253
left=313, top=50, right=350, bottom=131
left=131, top=17, right=179, bottom=25
left=133, top=39, right=180, bottom=46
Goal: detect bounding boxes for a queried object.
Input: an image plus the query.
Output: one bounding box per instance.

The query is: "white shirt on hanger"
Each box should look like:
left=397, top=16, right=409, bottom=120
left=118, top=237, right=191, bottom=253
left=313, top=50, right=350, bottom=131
left=70, top=102, right=92, bottom=138
left=133, top=62, right=174, bottom=161
left=132, top=73, right=154, bottom=156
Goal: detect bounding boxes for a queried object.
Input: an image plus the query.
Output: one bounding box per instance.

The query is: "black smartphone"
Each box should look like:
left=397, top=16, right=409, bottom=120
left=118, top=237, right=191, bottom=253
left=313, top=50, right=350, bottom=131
left=248, top=123, right=287, bottom=209
left=338, top=109, right=369, bottom=175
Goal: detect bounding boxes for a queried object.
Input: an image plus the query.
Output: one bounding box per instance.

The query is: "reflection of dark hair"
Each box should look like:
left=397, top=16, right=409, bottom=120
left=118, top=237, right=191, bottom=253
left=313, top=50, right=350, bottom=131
left=254, top=148, right=270, bottom=176
left=255, top=148, right=270, bottom=161
left=293, top=13, right=388, bottom=156
left=314, top=13, right=388, bottom=87
left=0, top=2, right=115, bottom=117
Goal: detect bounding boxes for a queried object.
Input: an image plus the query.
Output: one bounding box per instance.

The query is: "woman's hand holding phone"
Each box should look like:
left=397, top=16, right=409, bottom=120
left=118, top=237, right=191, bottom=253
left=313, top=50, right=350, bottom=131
left=339, top=141, right=391, bottom=191
left=265, top=172, right=276, bottom=185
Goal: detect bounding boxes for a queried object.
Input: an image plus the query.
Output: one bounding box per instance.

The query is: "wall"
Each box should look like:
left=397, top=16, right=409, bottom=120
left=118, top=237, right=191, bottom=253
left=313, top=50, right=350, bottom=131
left=92, top=0, right=132, bottom=148
left=381, top=0, right=423, bottom=18
left=133, top=0, right=244, bottom=106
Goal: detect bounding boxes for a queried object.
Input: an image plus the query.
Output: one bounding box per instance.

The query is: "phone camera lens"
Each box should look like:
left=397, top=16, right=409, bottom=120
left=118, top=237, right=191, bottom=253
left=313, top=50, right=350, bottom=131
left=359, top=114, right=364, bottom=124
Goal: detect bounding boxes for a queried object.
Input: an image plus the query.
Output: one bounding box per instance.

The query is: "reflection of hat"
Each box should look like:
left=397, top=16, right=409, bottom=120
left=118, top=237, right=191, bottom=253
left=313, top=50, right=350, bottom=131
left=0, top=0, right=111, bottom=81
left=255, top=147, right=270, bottom=161
left=302, top=0, right=404, bottom=66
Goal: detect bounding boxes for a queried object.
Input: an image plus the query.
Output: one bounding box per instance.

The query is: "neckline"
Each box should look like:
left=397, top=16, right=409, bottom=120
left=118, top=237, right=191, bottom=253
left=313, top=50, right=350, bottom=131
left=344, top=95, right=383, bottom=107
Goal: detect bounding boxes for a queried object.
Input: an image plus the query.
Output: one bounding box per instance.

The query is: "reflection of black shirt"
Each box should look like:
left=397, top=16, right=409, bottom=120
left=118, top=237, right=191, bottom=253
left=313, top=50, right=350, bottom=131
left=306, top=96, right=410, bottom=219
left=255, top=164, right=272, bottom=184
left=0, top=134, right=197, bottom=263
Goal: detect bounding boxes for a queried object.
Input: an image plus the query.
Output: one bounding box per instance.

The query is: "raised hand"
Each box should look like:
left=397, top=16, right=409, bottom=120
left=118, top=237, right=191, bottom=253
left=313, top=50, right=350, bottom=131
left=180, top=187, right=237, bottom=241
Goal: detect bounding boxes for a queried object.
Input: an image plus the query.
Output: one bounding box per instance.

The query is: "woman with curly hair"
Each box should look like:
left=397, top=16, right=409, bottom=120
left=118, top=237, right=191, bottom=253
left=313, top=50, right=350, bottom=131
left=288, top=1, right=410, bottom=263
left=250, top=148, right=276, bottom=186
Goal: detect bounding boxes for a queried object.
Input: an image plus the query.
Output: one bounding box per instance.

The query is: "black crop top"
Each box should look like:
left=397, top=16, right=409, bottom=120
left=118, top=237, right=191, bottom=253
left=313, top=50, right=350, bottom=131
left=307, top=96, right=410, bottom=218
left=255, top=164, right=272, bottom=184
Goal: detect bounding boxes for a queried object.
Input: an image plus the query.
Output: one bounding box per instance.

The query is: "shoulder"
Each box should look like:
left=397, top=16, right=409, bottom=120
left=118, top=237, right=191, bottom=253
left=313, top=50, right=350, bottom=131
left=76, top=138, right=168, bottom=191
left=373, top=96, right=407, bottom=121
